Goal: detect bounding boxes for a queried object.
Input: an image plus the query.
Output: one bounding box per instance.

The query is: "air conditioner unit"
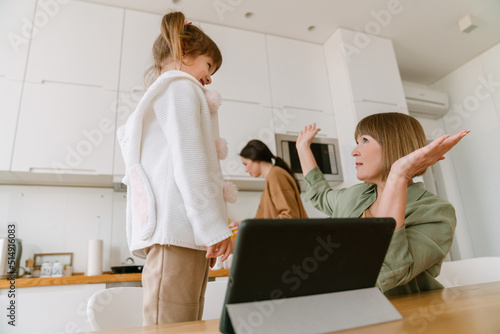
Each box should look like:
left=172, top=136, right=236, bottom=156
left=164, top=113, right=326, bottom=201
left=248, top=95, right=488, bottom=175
left=402, top=82, right=449, bottom=119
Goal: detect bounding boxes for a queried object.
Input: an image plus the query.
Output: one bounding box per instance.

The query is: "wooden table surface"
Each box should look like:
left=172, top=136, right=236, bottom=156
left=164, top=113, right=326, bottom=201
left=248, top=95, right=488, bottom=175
left=79, top=281, right=500, bottom=334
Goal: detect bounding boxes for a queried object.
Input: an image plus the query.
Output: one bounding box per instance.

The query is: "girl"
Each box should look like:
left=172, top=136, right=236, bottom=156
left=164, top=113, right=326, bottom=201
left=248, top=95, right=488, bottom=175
left=228, top=140, right=307, bottom=234
left=117, top=11, right=236, bottom=325
left=296, top=113, right=469, bottom=296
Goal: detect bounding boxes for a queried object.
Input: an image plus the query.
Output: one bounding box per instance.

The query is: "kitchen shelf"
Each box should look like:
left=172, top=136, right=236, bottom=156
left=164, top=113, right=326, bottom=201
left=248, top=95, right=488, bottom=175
left=0, top=269, right=229, bottom=289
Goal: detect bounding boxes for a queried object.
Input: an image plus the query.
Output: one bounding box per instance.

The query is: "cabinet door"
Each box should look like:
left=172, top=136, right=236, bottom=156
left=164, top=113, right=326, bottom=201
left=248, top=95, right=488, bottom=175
left=119, top=10, right=162, bottom=93
left=218, top=101, right=275, bottom=177
left=353, top=101, right=408, bottom=122
left=339, top=29, right=407, bottom=108
left=266, top=35, right=332, bottom=113
left=200, top=23, right=272, bottom=106
left=0, top=0, right=37, bottom=80
left=0, top=78, right=22, bottom=171
left=25, top=1, right=123, bottom=89
left=273, top=107, right=337, bottom=138
left=11, top=82, right=117, bottom=175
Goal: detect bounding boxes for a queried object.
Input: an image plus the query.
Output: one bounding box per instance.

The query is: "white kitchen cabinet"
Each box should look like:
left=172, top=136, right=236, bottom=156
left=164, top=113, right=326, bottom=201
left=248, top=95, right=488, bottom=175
left=273, top=107, right=337, bottom=138
left=119, top=10, right=162, bottom=93
left=11, top=82, right=117, bottom=176
left=324, top=28, right=407, bottom=123
left=336, top=29, right=407, bottom=109
left=25, top=1, right=123, bottom=90
left=266, top=35, right=333, bottom=113
left=218, top=101, right=275, bottom=178
left=0, top=284, right=106, bottom=333
left=200, top=23, right=272, bottom=106
left=353, top=101, right=408, bottom=121
left=0, top=0, right=37, bottom=80
left=0, top=78, right=22, bottom=171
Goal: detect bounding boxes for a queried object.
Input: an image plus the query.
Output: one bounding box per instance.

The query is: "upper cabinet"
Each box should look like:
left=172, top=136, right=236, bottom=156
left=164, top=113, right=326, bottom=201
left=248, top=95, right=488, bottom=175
left=0, top=0, right=37, bottom=81
left=0, top=78, right=23, bottom=171
left=325, top=28, right=407, bottom=110
left=24, top=1, right=123, bottom=90
left=119, top=10, right=162, bottom=93
left=273, top=107, right=337, bottom=138
left=266, top=35, right=333, bottom=114
left=200, top=23, right=272, bottom=106
left=218, top=101, right=275, bottom=178
left=11, top=82, right=117, bottom=176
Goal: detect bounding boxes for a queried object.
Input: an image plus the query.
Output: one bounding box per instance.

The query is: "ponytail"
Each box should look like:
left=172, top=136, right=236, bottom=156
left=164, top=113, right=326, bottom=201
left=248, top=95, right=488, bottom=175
left=240, top=140, right=301, bottom=192
left=160, top=12, right=185, bottom=72
left=144, top=11, right=223, bottom=88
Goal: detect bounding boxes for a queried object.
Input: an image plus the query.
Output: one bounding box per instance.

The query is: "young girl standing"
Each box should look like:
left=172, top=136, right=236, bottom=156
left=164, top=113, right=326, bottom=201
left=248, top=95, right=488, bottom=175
left=117, top=11, right=236, bottom=325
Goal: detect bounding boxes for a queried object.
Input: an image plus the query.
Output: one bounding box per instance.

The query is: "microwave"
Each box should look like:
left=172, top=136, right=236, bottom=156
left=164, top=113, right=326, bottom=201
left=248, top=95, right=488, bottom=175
left=275, top=134, right=343, bottom=186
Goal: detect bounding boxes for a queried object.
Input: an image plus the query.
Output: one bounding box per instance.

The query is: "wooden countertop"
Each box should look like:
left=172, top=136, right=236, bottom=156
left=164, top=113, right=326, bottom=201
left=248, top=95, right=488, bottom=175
left=0, top=269, right=229, bottom=288
left=78, top=281, right=500, bottom=334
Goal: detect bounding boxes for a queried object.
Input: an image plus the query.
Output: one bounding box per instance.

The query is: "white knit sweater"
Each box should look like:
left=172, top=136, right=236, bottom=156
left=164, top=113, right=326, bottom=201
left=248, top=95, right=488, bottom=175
left=117, top=71, right=236, bottom=258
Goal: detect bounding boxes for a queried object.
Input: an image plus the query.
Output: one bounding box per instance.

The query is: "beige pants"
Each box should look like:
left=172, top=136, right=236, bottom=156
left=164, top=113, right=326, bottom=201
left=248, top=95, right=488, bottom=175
left=142, top=244, right=209, bottom=325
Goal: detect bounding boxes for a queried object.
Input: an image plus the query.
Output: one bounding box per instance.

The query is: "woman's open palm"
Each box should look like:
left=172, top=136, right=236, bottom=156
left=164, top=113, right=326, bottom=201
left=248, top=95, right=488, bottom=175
left=391, top=129, right=470, bottom=180
left=296, top=123, right=321, bottom=150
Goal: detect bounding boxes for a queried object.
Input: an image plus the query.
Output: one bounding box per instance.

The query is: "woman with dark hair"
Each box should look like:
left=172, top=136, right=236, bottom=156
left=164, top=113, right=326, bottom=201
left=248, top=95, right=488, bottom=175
left=232, top=140, right=307, bottom=227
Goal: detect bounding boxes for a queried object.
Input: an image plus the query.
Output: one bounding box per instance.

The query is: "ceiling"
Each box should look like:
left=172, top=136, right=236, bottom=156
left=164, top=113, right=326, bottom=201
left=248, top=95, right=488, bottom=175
left=84, top=0, right=500, bottom=85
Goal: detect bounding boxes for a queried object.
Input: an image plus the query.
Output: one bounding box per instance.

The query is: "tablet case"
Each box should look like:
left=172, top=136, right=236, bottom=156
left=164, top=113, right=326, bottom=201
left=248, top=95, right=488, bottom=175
left=219, top=218, right=396, bottom=334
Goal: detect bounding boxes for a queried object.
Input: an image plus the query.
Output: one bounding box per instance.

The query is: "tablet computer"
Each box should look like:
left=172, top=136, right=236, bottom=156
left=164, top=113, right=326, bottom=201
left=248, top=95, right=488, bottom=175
left=219, top=218, right=396, bottom=334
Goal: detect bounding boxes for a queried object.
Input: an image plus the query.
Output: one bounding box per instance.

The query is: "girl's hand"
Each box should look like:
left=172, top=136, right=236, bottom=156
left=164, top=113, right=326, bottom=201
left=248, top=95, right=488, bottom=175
left=228, top=221, right=241, bottom=231
left=390, top=129, right=470, bottom=181
left=206, top=237, right=233, bottom=262
left=296, top=123, right=321, bottom=151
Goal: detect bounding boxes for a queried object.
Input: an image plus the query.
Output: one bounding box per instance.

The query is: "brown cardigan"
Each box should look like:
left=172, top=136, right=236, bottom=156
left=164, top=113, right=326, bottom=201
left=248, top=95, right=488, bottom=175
left=254, top=166, right=308, bottom=219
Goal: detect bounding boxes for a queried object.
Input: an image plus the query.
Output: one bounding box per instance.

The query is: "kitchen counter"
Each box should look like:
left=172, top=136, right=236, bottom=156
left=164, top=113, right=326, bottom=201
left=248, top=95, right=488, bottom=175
left=0, top=269, right=229, bottom=288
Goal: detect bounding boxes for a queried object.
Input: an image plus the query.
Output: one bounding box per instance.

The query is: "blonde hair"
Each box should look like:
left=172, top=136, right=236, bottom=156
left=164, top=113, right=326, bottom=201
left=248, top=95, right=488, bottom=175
left=354, top=112, right=428, bottom=182
left=144, top=11, right=222, bottom=88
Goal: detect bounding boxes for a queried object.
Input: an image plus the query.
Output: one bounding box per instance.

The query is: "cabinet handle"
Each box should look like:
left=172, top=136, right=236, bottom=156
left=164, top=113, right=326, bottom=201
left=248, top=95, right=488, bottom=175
left=360, top=99, right=399, bottom=107
left=30, top=168, right=98, bottom=175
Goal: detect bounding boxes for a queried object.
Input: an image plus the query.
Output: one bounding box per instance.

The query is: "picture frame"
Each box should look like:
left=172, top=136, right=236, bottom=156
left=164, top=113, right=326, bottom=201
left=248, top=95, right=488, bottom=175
left=33, top=252, right=73, bottom=270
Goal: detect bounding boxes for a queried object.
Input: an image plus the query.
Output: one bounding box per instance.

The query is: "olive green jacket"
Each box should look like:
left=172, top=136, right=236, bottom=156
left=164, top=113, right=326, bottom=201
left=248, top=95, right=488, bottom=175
left=304, top=167, right=456, bottom=296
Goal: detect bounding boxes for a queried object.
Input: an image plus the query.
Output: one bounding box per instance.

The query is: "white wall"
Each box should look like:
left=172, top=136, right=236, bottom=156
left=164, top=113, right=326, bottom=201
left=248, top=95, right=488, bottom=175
left=431, top=42, right=500, bottom=258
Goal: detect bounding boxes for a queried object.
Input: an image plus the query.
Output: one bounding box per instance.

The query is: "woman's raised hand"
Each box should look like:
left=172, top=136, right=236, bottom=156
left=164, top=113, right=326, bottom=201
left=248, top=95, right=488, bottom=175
left=296, top=123, right=321, bottom=151
left=390, top=129, right=470, bottom=181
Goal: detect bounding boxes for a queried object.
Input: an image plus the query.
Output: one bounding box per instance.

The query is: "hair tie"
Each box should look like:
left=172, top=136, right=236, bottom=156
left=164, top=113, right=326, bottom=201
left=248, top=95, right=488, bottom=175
left=184, top=20, right=192, bottom=26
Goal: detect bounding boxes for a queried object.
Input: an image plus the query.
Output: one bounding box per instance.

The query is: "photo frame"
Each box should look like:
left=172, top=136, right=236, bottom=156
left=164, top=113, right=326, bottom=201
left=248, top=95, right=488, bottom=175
left=33, top=252, right=73, bottom=270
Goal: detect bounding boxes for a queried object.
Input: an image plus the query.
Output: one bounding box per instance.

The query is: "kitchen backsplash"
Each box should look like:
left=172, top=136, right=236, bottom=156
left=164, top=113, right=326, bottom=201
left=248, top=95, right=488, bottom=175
left=0, top=185, right=326, bottom=274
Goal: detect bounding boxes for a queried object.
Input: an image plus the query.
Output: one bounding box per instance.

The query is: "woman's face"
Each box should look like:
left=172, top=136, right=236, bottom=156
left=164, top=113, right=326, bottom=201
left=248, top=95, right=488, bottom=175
left=241, top=157, right=261, bottom=178
left=351, top=134, right=384, bottom=184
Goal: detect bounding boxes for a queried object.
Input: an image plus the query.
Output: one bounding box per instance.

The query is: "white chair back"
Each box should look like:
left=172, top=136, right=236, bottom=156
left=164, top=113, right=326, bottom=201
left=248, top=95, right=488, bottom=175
left=87, top=287, right=143, bottom=330
left=202, top=279, right=229, bottom=320
left=436, top=257, right=500, bottom=288
left=87, top=281, right=229, bottom=330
